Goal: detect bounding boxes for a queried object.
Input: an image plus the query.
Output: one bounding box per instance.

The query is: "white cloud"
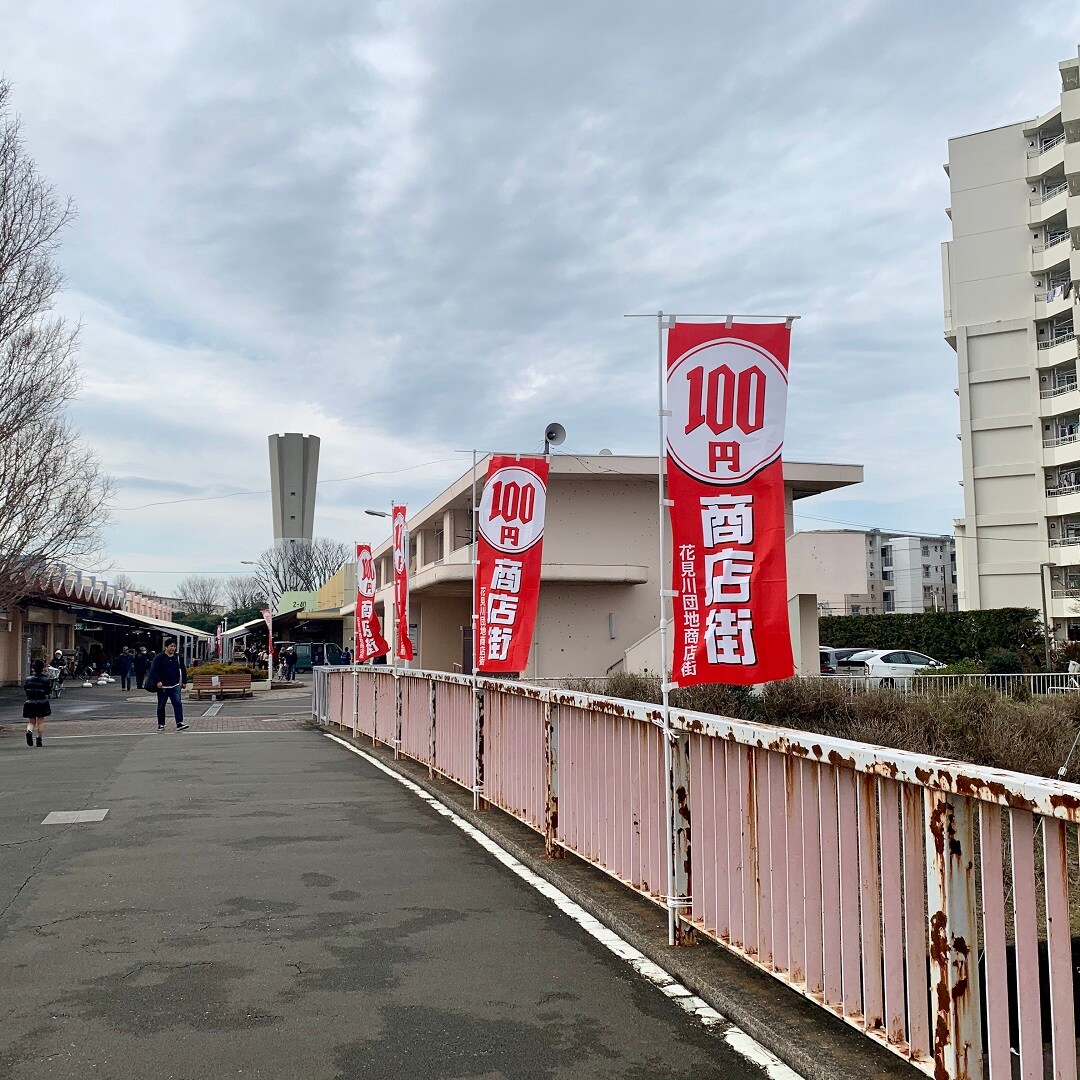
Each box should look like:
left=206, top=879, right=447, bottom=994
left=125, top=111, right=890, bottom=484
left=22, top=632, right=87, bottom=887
left=2, top=0, right=1076, bottom=594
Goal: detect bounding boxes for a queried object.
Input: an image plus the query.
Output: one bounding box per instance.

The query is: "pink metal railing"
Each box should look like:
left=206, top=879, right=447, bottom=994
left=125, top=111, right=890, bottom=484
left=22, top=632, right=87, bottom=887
left=315, top=666, right=1080, bottom=1080
left=431, top=676, right=474, bottom=789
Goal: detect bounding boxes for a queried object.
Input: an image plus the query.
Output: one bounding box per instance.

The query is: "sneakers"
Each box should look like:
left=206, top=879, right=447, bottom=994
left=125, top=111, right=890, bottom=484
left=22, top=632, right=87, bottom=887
left=35, top=737, right=42, bottom=748
left=26, top=729, right=33, bottom=746
left=176, top=723, right=189, bottom=730
left=157, top=724, right=165, bottom=731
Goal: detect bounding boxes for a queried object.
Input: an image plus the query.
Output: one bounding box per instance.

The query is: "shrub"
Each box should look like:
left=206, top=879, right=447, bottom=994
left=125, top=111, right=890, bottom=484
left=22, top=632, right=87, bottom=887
left=819, top=608, right=1044, bottom=668
left=189, top=663, right=259, bottom=677
left=985, top=648, right=1024, bottom=675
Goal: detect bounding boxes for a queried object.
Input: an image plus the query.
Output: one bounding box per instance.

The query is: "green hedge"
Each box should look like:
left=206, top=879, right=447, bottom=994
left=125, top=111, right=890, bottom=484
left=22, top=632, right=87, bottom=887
left=818, top=608, right=1044, bottom=668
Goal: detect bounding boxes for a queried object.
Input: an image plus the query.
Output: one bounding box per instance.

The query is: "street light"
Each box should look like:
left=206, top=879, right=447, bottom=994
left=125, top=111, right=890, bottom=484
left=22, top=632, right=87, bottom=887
left=364, top=510, right=390, bottom=518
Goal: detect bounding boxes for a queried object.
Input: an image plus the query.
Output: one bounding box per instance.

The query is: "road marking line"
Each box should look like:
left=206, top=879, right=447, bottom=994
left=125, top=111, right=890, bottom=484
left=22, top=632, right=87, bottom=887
left=42, top=809, right=108, bottom=824
left=322, top=731, right=802, bottom=1080
left=202, top=703, right=224, bottom=716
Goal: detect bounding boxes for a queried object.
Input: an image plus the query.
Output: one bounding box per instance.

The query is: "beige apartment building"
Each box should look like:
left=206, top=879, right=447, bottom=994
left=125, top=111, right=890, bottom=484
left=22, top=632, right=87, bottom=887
left=944, top=47, right=1080, bottom=638
left=346, top=455, right=863, bottom=679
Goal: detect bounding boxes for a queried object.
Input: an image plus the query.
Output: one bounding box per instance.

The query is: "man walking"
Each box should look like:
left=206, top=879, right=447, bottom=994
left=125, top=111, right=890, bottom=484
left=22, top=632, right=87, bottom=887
left=134, top=646, right=150, bottom=689
left=147, top=638, right=189, bottom=730
left=117, top=646, right=135, bottom=691
left=284, top=646, right=298, bottom=682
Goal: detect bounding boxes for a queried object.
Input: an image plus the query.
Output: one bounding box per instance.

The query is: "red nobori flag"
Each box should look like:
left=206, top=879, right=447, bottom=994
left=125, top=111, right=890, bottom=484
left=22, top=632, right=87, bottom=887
left=476, top=456, right=549, bottom=674
left=392, top=505, right=414, bottom=661
left=354, top=543, right=389, bottom=662
left=665, top=321, right=794, bottom=687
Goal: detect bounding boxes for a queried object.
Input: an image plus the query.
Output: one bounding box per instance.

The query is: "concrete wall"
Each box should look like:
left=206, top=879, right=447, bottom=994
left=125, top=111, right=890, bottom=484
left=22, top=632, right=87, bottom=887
left=0, top=606, right=77, bottom=686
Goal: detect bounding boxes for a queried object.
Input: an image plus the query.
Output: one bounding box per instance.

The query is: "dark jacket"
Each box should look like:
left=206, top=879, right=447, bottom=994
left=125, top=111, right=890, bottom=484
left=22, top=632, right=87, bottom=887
left=134, top=652, right=150, bottom=677
left=23, top=672, right=52, bottom=718
left=147, top=652, right=187, bottom=689
left=118, top=652, right=135, bottom=674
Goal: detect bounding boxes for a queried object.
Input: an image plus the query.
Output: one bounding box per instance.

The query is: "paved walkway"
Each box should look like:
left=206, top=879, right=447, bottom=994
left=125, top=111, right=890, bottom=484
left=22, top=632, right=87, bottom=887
left=0, top=712, right=765, bottom=1079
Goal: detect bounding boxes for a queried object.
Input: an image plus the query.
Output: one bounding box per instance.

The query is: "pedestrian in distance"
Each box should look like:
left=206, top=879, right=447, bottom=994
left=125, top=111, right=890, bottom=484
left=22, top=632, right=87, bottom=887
left=133, top=646, right=150, bottom=689
left=24, top=659, right=52, bottom=747
left=50, top=650, right=67, bottom=691
left=284, top=647, right=298, bottom=681
left=117, top=646, right=135, bottom=691
left=147, top=638, right=189, bottom=730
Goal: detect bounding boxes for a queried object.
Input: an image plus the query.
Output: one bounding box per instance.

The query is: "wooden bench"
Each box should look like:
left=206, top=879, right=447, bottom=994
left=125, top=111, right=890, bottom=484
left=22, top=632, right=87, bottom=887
left=191, top=673, right=253, bottom=699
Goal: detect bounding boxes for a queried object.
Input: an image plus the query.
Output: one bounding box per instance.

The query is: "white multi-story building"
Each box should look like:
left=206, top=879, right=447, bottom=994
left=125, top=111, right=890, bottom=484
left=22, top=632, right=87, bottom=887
left=944, top=46, right=1080, bottom=639
left=788, top=530, right=957, bottom=616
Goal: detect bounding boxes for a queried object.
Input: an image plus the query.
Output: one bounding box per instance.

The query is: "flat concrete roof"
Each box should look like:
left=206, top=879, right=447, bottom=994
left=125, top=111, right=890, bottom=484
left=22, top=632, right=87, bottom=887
left=373, top=455, right=864, bottom=561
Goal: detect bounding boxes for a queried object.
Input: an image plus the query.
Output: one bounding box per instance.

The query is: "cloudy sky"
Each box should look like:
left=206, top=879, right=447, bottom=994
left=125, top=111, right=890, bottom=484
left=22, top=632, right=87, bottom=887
left=3, top=1, right=1080, bottom=597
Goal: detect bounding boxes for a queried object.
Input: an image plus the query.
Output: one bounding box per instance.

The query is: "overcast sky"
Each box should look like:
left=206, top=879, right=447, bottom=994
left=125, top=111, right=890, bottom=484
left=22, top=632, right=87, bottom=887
left=4, top=1, right=1080, bottom=597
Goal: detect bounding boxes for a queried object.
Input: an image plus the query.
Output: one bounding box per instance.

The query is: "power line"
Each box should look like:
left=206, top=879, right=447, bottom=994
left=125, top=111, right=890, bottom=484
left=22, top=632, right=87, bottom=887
left=112, top=456, right=460, bottom=511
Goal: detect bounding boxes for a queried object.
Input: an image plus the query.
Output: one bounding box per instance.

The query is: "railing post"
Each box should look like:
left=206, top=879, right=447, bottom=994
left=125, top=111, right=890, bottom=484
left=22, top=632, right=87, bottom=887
left=371, top=673, right=378, bottom=746
left=352, top=670, right=359, bottom=737
left=925, top=790, right=983, bottom=1079
left=669, top=730, right=695, bottom=945
left=544, top=700, right=563, bottom=858
left=473, top=682, right=487, bottom=810
left=428, top=677, right=437, bottom=778
left=393, top=671, right=402, bottom=760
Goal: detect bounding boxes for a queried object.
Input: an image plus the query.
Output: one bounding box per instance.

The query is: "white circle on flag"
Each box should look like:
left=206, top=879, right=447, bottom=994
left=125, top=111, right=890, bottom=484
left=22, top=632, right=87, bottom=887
left=393, top=510, right=408, bottom=572
left=666, top=337, right=788, bottom=485
left=478, top=466, right=547, bottom=553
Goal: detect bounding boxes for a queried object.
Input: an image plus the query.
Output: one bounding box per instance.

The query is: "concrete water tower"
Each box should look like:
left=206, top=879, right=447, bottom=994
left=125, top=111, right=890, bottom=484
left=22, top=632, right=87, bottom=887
left=268, top=433, right=320, bottom=545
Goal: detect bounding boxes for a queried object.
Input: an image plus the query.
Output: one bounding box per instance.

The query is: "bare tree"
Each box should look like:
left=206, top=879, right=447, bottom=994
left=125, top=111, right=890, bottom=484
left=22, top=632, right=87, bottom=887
left=111, top=572, right=140, bottom=595
left=256, top=538, right=350, bottom=597
left=223, top=574, right=265, bottom=611
left=175, top=574, right=224, bottom=615
left=0, top=80, right=111, bottom=614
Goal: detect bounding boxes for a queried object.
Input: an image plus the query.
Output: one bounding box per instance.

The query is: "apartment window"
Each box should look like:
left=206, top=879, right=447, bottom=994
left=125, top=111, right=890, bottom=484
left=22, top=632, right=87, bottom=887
left=923, top=564, right=931, bottom=577
left=882, top=570, right=893, bottom=581
left=921, top=545, right=930, bottom=557
left=850, top=604, right=861, bottom=615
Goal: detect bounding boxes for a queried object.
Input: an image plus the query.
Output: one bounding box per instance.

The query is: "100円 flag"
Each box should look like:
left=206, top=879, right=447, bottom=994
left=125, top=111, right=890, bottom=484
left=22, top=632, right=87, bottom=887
left=476, top=456, right=549, bottom=674
left=665, top=321, right=794, bottom=687
left=354, top=543, right=389, bottom=662
left=392, top=505, right=414, bottom=661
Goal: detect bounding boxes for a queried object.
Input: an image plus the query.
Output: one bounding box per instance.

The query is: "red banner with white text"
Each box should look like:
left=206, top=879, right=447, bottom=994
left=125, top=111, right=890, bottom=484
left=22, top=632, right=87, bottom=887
left=261, top=608, right=274, bottom=663
left=476, top=456, right=549, bottom=674
left=354, top=543, right=389, bottom=662
left=665, top=321, right=793, bottom=687
left=392, top=505, right=414, bottom=661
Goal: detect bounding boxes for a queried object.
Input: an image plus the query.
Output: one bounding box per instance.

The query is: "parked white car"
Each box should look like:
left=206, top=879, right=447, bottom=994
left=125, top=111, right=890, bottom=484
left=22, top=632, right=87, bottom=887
left=841, top=649, right=945, bottom=687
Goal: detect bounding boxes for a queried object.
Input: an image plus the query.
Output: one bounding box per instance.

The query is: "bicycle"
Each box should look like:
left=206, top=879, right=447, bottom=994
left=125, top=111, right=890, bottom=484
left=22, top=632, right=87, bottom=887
left=45, top=665, right=63, bottom=698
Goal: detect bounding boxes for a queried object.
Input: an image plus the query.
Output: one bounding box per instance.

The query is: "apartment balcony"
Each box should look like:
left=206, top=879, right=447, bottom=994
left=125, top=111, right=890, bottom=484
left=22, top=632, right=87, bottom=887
left=1027, top=132, right=1067, bottom=181
left=1031, top=232, right=1073, bottom=273
left=1042, top=385, right=1080, bottom=418
left=1030, top=183, right=1070, bottom=224
left=1047, top=537, right=1080, bottom=565
left=1042, top=435, right=1080, bottom=468
left=1051, top=594, right=1080, bottom=620
left=1035, top=287, right=1075, bottom=319
left=1037, top=333, right=1079, bottom=367
left=1045, top=487, right=1080, bottom=518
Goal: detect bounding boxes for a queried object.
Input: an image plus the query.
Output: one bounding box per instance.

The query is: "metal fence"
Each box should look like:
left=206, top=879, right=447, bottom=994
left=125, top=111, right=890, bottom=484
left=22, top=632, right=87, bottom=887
left=312, top=665, right=1080, bottom=1079
left=811, top=672, right=1080, bottom=696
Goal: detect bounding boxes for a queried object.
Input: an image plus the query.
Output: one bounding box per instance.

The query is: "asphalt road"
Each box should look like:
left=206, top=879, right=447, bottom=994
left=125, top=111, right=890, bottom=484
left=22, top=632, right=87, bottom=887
left=0, top=705, right=765, bottom=1079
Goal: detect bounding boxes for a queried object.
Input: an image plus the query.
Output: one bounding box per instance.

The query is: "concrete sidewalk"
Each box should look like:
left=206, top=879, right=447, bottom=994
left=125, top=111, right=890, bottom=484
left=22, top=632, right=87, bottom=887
left=0, top=727, right=769, bottom=1079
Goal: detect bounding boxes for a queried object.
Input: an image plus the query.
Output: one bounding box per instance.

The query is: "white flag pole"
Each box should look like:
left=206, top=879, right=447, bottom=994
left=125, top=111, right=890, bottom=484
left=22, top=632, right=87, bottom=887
left=468, top=447, right=481, bottom=812
left=654, top=310, right=678, bottom=947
